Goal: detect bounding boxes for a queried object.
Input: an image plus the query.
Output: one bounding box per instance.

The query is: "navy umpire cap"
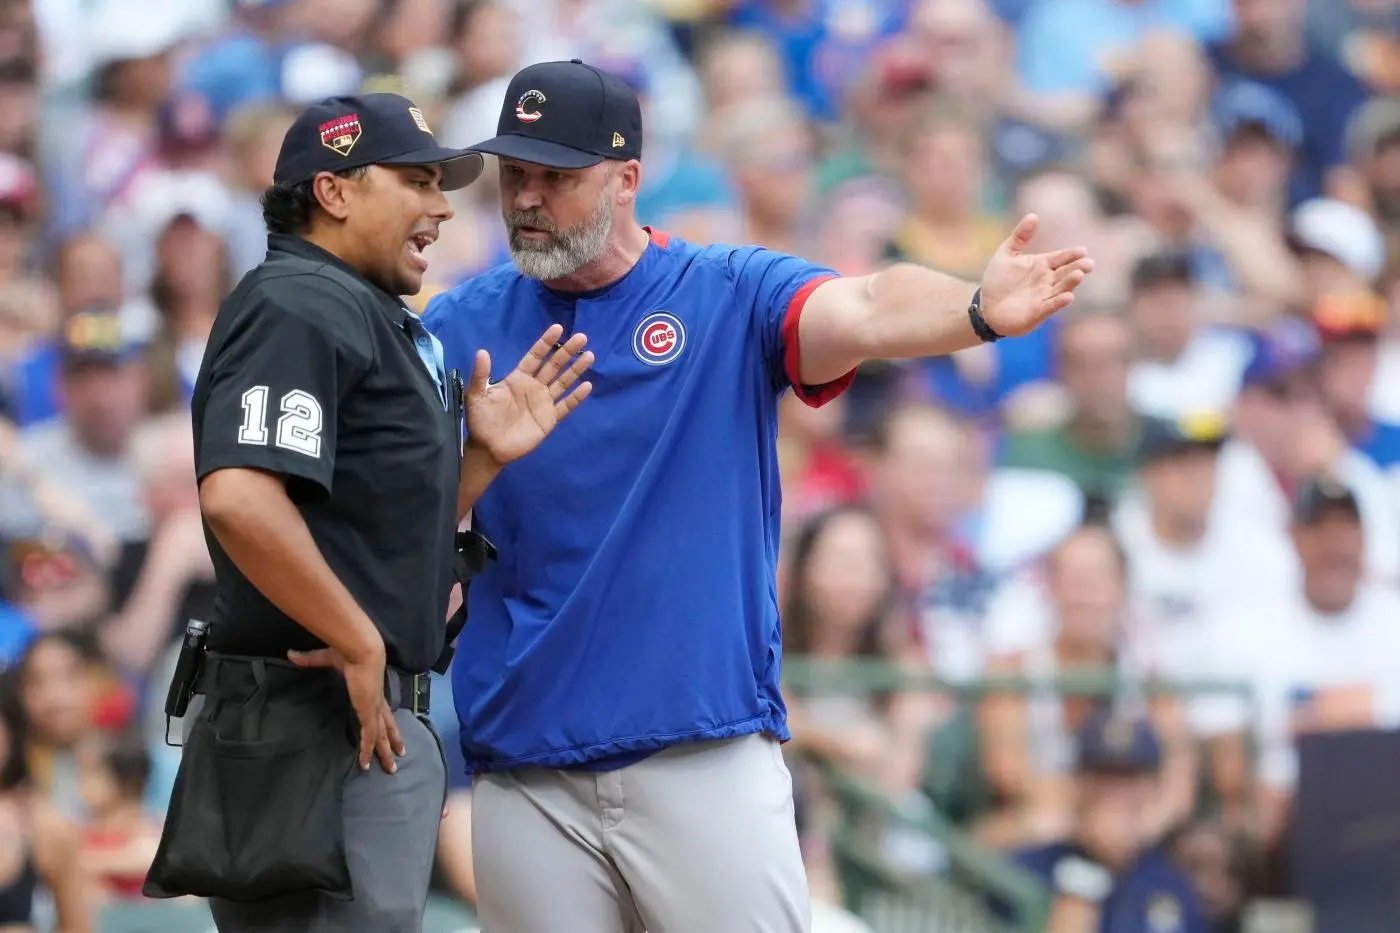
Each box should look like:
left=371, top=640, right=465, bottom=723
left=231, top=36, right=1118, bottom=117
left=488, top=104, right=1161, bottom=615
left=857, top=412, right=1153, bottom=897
left=470, top=59, right=643, bottom=169
left=273, top=92, right=484, bottom=191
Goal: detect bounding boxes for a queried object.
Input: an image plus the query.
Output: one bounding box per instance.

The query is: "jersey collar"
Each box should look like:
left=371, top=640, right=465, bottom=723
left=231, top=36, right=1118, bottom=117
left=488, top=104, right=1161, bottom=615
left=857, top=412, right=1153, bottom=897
left=267, top=234, right=407, bottom=318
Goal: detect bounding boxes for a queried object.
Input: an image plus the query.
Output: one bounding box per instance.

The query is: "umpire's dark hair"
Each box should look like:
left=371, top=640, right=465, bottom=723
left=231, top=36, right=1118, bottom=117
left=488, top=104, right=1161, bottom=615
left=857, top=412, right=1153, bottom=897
left=261, top=165, right=369, bottom=236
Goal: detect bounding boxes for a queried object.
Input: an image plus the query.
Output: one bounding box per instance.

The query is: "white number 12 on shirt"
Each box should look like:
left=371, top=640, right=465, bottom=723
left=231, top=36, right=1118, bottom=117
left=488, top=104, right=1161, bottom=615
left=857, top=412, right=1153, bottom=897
left=237, top=385, right=324, bottom=458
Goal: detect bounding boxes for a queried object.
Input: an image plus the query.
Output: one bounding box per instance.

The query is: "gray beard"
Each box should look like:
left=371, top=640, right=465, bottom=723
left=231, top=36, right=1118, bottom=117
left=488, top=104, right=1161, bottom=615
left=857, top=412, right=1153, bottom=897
left=507, top=193, right=613, bottom=281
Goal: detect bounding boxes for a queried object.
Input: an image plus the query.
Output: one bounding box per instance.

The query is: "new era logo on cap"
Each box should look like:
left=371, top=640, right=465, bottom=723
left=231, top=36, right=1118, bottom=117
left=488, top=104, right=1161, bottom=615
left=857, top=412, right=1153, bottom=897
left=471, top=60, right=643, bottom=170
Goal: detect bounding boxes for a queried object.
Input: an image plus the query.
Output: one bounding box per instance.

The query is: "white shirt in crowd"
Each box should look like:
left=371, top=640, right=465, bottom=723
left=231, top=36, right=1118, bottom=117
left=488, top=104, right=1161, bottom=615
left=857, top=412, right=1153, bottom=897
left=1127, top=328, right=1255, bottom=422
left=1211, top=439, right=1400, bottom=585
left=1110, top=492, right=1294, bottom=682
left=1188, top=583, right=1400, bottom=790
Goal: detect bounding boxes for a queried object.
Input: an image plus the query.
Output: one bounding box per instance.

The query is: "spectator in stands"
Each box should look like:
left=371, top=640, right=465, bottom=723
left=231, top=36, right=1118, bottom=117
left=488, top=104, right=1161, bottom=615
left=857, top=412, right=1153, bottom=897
left=99, top=411, right=211, bottom=678
left=14, top=631, right=132, bottom=821
left=776, top=390, right=865, bottom=538
left=0, top=153, right=37, bottom=286
left=1166, top=819, right=1258, bottom=933
left=712, top=95, right=814, bottom=256
left=1000, top=310, right=1143, bottom=503
left=1214, top=318, right=1400, bottom=583
left=1288, top=196, right=1388, bottom=302
left=1124, top=252, right=1253, bottom=420
left=0, top=309, right=151, bottom=610
left=991, top=707, right=1208, bottom=933
left=75, top=727, right=159, bottom=902
left=1313, top=288, right=1400, bottom=474
left=977, top=524, right=1196, bottom=850
left=0, top=675, right=94, bottom=933
left=3, top=536, right=109, bottom=634
left=144, top=214, right=228, bottom=411
left=219, top=102, right=298, bottom=281
left=781, top=506, right=931, bottom=795
left=884, top=100, right=1005, bottom=283
left=1209, top=0, right=1372, bottom=207
left=1191, top=475, right=1400, bottom=847
left=1347, top=97, right=1400, bottom=255
left=1112, top=413, right=1290, bottom=681
left=866, top=404, right=998, bottom=685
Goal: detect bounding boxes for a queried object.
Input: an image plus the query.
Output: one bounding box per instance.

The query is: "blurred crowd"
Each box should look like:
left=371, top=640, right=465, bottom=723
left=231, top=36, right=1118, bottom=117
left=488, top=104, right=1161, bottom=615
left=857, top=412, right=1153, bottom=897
left=0, top=0, right=1397, bottom=930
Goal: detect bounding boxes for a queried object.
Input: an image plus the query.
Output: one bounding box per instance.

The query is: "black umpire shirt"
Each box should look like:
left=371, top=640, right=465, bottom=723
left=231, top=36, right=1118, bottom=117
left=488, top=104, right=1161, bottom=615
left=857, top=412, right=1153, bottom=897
left=192, top=234, right=462, bottom=674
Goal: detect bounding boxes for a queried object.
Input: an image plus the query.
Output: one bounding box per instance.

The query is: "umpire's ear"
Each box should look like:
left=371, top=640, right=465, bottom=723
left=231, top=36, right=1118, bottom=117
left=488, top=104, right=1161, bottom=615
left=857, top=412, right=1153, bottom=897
left=311, top=169, right=362, bottom=222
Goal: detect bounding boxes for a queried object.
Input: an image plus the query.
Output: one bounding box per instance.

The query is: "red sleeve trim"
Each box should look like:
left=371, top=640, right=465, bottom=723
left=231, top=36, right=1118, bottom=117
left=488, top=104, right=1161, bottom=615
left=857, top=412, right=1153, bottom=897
left=781, top=274, right=854, bottom=408
left=643, top=226, right=670, bottom=248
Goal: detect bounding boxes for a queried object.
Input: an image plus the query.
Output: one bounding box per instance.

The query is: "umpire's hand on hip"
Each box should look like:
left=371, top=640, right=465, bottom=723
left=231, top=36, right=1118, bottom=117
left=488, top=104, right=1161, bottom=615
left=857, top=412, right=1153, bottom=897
left=465, top=323, right=594, bottom=466
left=289, top=640, right=405, bottom=774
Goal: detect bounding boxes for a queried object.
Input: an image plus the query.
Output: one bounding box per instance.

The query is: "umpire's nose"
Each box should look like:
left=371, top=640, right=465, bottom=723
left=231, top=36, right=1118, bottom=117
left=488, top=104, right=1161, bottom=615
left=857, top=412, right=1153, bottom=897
left=429, top=183, right=454, bottom=223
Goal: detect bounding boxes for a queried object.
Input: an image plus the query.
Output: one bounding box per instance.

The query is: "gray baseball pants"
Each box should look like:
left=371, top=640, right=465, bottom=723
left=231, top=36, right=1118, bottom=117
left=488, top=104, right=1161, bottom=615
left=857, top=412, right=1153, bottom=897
left=208, top=708, right=448, bottom=933
left=472, top=732, right=811, bottom=933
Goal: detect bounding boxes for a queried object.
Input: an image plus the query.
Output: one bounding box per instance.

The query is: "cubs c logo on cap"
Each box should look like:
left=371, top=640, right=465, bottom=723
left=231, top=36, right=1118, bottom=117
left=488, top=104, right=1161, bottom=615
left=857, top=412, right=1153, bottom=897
left=516, top=89, right=547, bottom=123
left=633, top=312, right=685, bottom=366
left=319, top=113, right=361, bottom=156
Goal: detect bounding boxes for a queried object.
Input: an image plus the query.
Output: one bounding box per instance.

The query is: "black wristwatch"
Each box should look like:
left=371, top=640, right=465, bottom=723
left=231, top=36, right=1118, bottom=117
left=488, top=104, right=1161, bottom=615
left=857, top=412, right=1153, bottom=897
left=968, top=287, right=1003, bottom=343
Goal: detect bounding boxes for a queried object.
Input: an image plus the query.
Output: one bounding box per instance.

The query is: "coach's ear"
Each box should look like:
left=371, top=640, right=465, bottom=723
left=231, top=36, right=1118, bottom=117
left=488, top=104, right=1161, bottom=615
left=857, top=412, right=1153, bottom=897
left=614, top=159, right=642, bottom=207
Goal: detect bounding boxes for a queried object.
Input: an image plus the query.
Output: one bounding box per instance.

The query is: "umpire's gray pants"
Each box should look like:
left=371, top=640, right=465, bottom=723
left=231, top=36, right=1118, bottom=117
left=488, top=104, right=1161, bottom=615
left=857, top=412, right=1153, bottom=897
left=473, top=732, right=811, bottom=933
left=209, top=709, right=447, bottom=933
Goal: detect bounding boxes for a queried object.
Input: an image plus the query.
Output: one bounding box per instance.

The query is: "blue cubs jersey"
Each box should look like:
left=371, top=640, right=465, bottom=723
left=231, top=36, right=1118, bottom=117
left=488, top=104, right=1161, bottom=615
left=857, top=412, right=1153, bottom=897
left=423, top=230, right=850, bottom=772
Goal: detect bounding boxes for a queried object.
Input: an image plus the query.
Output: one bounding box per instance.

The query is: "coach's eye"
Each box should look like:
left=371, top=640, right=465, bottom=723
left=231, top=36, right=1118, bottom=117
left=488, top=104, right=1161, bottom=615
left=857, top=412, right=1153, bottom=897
left=546, top=171, right=565, bottom=185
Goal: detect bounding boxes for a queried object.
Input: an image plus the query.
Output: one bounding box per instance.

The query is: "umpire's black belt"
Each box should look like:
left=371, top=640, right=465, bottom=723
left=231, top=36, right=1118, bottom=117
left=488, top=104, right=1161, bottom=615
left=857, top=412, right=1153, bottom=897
left=196, top=653, right=431, bottom=715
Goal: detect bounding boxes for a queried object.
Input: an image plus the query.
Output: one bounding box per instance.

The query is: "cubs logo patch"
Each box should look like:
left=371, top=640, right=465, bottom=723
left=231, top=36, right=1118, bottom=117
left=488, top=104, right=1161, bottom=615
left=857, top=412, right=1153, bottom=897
left=516, top=89, right=547, bottom=123
left=632, top=312, right=685, bottom=366
left=319, top=114, right=361, bottom=157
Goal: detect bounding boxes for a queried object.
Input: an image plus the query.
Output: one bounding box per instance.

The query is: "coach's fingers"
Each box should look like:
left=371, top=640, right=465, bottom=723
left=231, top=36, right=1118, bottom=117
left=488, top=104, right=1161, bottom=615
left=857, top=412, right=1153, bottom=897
left=534, top=333, right=589, bottom=386
left=554, top=380, right=593, bottom=419
left=549, top=350, right=595, bottom=400
left=1044, top=246, right=1090, bottom=270
left=516, top=324, right=565, bottom=375
left=468, top=349, right=492, bottom=397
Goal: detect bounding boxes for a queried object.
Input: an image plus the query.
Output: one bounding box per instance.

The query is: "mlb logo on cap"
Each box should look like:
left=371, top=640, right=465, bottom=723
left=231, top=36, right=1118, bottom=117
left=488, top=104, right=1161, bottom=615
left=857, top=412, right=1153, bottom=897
left=633, top=312, right=685, bottom=366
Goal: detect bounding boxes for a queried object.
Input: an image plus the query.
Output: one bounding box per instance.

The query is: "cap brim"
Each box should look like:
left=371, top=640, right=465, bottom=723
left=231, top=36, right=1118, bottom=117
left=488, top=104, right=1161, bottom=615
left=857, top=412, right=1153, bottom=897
left=378, top=147, right=485, bottom=191
left=468, top=134, right=604, bottom=170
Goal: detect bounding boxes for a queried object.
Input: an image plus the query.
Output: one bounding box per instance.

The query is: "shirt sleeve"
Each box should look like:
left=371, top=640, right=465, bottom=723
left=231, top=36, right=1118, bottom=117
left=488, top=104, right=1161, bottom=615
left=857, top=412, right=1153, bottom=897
left=725, top=246, right=851, bottom=408
left=196, top=287, right=371, bottom=496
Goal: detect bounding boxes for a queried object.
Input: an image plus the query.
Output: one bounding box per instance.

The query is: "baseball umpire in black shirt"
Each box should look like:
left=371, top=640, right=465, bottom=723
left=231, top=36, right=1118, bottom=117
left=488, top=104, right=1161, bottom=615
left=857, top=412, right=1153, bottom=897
left=142, top=92, right=594, bottom=933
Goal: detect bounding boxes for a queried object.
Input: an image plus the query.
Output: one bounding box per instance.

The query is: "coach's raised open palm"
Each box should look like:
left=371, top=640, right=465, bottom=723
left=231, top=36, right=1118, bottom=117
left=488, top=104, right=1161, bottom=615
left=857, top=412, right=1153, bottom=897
left=979, top=213, right=1096, bottom=338
left=466, top=323, right=595, bottom=465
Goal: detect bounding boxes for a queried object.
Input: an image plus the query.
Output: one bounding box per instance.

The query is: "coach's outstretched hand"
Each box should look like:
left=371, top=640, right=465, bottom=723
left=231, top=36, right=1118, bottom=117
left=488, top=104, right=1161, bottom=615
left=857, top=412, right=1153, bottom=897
left=978, top=213, right=1096, bottom=338
left=466, top=323, right=594, bottom=466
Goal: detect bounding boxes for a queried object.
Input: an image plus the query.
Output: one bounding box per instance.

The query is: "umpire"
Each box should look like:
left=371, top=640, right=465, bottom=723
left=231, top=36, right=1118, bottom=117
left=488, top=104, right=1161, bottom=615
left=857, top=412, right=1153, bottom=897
left=142, top=92, right=593, bottom=933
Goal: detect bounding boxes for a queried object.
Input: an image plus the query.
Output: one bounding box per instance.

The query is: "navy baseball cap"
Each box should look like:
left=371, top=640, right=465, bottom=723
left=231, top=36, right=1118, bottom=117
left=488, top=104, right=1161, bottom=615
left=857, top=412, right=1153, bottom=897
left=1241, top=318, right=1320, bottom=388
left=470, top=60, right=643, bottom=170
left=1292, top=475, right=1361, bottom=525
left=1077, top=708, right=1162, bottom=775
left=1138, top=412, right=1229, bottom=464
left=273, top=92, right=483, bottom=191
left=59, top=309, right=146, bottom=366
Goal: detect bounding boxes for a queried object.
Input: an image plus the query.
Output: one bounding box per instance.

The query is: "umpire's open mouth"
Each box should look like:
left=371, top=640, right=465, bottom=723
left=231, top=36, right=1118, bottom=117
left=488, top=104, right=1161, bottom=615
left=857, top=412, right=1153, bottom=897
left=405, top=230, right=437, bottom=272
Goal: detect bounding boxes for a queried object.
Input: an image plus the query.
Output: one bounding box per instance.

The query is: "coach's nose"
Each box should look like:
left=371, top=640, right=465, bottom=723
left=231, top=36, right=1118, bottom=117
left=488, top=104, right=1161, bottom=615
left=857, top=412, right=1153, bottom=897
left=510, top=176, right=546, bottom=212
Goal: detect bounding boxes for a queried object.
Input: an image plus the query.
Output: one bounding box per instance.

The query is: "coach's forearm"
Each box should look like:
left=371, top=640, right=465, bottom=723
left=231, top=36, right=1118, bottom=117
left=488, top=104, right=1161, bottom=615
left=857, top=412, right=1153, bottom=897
left=456, top=444, right=503, bottom=523
left=798, top=264, right=982, bottom=384
left=200, top=468, right=383, bottom=663
left=859, top=263, right=982, bottom=359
